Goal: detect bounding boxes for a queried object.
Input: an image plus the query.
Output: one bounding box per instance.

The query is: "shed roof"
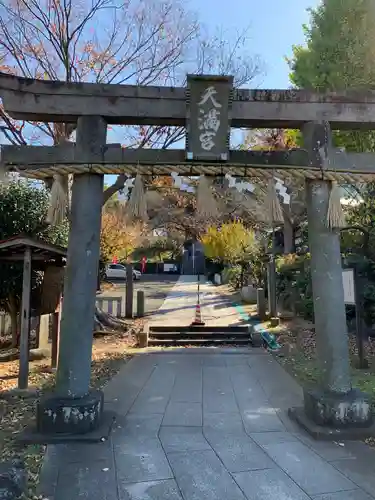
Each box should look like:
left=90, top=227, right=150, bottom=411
left=0, top=235, right=67, bottom=261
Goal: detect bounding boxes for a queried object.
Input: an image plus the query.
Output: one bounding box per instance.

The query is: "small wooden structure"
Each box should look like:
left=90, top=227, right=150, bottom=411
left=0, top=235, right=66, bottom=389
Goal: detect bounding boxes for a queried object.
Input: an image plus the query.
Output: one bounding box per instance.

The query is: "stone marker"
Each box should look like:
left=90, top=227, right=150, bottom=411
left=126, top=264, right=134, bottom=318
left=137, top=290, right=145, bottom=318
left=257, top=288, right=267, bottom=321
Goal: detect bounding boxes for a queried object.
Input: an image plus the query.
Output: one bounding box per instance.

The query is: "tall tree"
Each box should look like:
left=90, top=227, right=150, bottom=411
left=288, top=0, right=375, bottom=152
left=201, top=221, right=258, bottom=265
left=0, top=0, right=261, bottom=201
left=100, top=207, right=143, bottom=262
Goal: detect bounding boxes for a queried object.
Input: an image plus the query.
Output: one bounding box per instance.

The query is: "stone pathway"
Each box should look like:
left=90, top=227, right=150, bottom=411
left=39, top=278, right=375, bottom=500
left=149, top=275, right=242, bottom=327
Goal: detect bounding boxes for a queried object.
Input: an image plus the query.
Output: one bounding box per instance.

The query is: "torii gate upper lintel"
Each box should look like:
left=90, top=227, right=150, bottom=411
left=0, top=73, right=372, bottom=439
left=1, top=71, right=375, bottom=129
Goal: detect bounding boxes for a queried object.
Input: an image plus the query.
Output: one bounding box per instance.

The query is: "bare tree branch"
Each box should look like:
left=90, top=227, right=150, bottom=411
left=0, top=1, right=263, bottom=202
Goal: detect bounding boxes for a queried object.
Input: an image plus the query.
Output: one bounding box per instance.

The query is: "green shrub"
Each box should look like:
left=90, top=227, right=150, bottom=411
left=228, top=265, right=243, bottom=290
left=276, top=254, right=313, bottom=320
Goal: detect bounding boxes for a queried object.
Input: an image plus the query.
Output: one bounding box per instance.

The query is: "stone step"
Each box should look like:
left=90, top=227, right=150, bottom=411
left=147, top=325, right=255, bottom=347
left=148, top=331, right=250, bottom=340
left=149, top=325, right=249, bottom=333
left=148, top=338, right=252, bottom=346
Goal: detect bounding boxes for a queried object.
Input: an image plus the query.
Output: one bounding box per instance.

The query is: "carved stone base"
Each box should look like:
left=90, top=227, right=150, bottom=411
left=288, top=387, right=374, bottom=441
left=288, top=407, right=375, bottom=441
left=36, top=389, right=104, bottom=435
left=304, top=387, right=372, bottom=428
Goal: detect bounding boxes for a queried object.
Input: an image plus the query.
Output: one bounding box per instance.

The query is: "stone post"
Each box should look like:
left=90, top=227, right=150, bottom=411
left=37, top=315, right=50, bottom=351
left=137, top=290, right=145, bottom=318
left=267, top=260, right=277, bottom=318
left=37, top=116, right=107, bottom=435
left=256, top=288, right=267, bottom=321
left=126, top=264, right=134, bottom=318
left=18, top=246, right=31, bottom=390
left=289, top=121, right=372, bottom=435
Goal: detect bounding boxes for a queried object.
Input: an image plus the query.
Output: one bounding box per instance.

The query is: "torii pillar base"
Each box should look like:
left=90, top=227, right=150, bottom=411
left=289, top=388, right=374, bottom=441
left=36, top=390, right=104, bottom=436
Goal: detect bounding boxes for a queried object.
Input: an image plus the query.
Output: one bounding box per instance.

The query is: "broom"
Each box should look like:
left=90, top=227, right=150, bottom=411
left=196, top=175, right=219, bottom=218
left=326, top=181, right=346, bottom=229
left=46, top=173, right=68, bottom=225
left=126, top=173, right=148, bottom=221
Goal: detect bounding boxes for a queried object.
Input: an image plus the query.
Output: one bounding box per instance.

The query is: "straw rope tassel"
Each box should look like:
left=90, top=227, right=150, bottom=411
left=326, top=181, right=346, bottom=229
left=196, top=175, right=219, bottom=218
left=265, top=178, right=283, bottom=224
left=46, top=173, right=68, bottom=225
left=126, top=173, right=148, bottom=221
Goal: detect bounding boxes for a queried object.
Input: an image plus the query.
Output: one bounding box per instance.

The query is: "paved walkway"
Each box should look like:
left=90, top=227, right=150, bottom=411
left=149, top=275, right=242, bottom=326
left=39, top=278, right=375, bottom=500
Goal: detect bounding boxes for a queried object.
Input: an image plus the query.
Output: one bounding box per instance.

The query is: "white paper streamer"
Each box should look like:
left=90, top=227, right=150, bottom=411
left=225, top=173, right=255, bottom=193
left=170, top=172, right=291, bottom=204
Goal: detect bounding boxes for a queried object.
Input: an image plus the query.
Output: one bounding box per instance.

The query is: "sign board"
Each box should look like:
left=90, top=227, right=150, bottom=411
left=342, top=268, right=356, bottom=305
left=186, top=74, right=233, bottom=162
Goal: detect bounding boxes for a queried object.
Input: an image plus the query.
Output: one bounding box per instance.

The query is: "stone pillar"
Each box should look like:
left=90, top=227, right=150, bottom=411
left=126, top=264, right=134, bottom=318
left=267, top=260, right=277, bottom=318
left=50, top=311, right=59, bottom=371
left=289, top=121, right=373, bottom=435
left=256, top=288, right=267, bottom=321
left=38, top=314, right=50, bottom=350
left=18, top=246, right=31, bottom=390
left=306, top=178, right=351, bottom=392
left=37, top=116, right=107, bottom=435
left=137, top=290, right=145, bottom=318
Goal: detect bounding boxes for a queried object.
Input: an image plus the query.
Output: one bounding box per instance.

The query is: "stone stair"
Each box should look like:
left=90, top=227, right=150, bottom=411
left=147, top=325, right=258, bottom=347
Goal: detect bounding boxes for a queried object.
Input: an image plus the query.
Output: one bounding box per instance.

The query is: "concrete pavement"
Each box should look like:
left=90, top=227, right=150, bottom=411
left=39, top=275, right=375, bottom=500
left=97, top=274, right=179, bottom=317
left=149, top=275, right=243, bottom=326
left=39, top=350, right=375, bottom=500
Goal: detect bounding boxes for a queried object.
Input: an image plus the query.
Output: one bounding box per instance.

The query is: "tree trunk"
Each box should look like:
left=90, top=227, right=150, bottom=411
left=283, top=205, right=294, bottom=254
left=93, top=306, right=129, bottom=334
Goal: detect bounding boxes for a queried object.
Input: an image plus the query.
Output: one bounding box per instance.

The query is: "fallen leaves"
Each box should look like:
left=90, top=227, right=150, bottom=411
left=0, top=330, right=137, bottom=498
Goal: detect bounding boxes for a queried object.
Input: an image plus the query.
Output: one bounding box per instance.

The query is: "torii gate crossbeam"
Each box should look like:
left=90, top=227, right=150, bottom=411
left=1, top=72, right=375, bottom=129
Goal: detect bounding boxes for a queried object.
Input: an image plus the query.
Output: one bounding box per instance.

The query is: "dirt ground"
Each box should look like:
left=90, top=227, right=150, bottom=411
left=264, top=315, right=375, bottom=446
left=0, top=328, right=140, bottom=499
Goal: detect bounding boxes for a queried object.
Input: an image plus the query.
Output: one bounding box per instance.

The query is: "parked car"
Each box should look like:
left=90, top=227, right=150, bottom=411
left=105, top=264, right=141, bottom=280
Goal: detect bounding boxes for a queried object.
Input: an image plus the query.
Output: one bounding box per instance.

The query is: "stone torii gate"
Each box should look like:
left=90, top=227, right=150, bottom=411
left=1, top=73, right=375, bottom=439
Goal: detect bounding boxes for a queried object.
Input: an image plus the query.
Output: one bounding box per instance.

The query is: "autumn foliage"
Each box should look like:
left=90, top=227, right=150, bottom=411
left=100, top=208, right=143, bottom=263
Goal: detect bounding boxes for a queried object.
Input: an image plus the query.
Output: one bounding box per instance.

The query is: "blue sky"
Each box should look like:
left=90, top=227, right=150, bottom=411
left=189, top=0, right=320, bottom=88
left=105, top=0, right=321, bottom=186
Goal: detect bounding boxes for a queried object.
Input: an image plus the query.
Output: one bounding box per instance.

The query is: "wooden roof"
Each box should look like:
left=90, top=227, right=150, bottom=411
left=0, top=235, right=67, bottom=261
